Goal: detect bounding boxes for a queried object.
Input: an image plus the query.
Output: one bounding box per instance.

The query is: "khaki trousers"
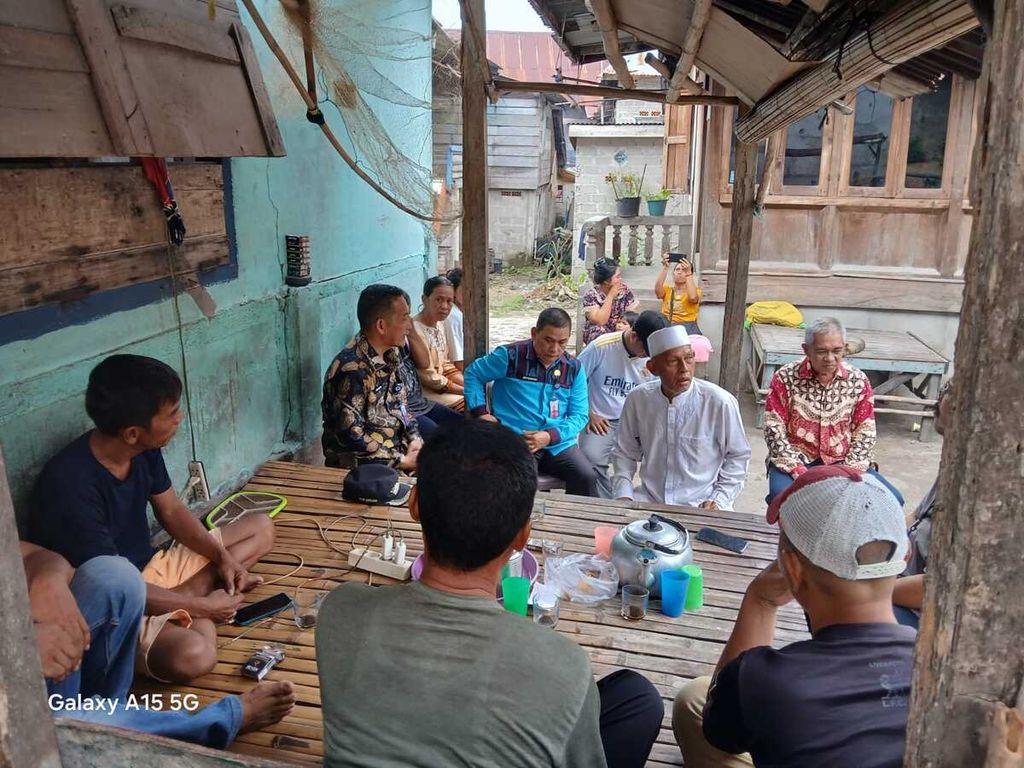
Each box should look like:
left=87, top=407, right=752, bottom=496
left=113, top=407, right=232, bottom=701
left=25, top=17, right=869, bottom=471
left=672, top=676, right=754, bottom=768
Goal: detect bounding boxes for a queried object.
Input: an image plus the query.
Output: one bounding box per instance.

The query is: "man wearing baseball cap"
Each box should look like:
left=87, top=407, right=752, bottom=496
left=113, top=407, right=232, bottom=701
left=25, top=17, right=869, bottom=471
left=673, top=464, right=917, bottom=768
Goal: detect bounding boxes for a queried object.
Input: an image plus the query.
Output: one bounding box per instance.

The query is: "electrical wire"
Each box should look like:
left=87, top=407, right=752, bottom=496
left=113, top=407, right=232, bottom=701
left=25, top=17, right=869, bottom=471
left=165, top=242, right=199, bottom=460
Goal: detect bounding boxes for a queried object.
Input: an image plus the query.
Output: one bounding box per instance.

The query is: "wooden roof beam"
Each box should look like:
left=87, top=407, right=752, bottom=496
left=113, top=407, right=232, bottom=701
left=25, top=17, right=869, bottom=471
left=735, top=0, right=979, bottom=144
left=645, top=52, right=709, bottom=95
left=585, top=0, right=635, bottom=89
left=496, top=79, right=738, bottom=105
left=667, top=0, right=712, bottom=101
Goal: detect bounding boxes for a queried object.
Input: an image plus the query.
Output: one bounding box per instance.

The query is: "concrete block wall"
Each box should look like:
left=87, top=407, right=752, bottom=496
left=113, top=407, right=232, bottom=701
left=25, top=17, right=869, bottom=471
left=0, top=0, right=434, bottom=522
left=569, top=125, right=692, bottom=265
left=488, top=187, right=556, bottom=261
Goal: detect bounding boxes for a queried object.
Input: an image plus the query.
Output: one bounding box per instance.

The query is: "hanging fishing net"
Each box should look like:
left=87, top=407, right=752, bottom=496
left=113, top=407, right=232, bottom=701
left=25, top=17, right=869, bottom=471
left=241, top=0, right=464, bottom=232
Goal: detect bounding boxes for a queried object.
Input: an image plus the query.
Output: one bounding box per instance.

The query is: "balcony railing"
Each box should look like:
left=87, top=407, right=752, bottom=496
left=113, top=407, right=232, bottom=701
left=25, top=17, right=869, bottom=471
left=580, top=215, right=694, bottom=269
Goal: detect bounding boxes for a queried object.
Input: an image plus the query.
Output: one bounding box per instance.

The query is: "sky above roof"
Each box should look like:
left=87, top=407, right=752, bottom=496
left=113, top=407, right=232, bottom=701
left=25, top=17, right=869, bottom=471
left=432, top=0, right=548, bottom=32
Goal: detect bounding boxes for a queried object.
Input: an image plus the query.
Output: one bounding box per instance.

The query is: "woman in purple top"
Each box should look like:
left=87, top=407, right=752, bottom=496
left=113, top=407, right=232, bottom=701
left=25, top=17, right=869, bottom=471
left=581, top=258, right=638, bottom=345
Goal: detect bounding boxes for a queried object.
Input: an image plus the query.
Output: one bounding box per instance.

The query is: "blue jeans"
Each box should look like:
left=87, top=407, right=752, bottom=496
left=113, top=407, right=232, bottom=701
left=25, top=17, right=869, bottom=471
left=48, top=556, right=243, bottom=749
left=766, top=460, right=905, bottom=506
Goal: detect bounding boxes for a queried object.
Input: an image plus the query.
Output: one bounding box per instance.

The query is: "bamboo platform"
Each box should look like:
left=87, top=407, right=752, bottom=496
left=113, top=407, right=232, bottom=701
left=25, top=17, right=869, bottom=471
left=139, top=460, right=808, bottom=767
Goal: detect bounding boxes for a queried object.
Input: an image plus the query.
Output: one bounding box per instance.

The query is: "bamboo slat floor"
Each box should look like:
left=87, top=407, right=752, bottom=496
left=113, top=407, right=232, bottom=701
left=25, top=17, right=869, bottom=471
left=139, top=460, right=808, bottom=767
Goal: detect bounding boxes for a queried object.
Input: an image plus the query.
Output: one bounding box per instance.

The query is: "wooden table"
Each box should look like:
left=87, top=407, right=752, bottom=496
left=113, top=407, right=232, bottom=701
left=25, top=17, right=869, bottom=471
left=747, top=324, right=949, bottom=441
left=147, top=461, right=807, bottom=767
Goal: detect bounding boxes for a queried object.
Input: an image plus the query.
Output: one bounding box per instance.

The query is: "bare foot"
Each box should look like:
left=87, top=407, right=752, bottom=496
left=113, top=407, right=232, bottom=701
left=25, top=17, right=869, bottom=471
left=239, top=572, right=264, bottom=593
left=239, top=680, right=296, bottom=734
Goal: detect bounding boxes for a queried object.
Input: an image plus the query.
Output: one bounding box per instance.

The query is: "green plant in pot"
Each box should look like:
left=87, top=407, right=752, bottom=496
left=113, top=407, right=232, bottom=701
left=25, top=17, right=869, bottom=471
left=645, top=188, right=672, bottom=216
left=606, top=167, right=646, bottom=217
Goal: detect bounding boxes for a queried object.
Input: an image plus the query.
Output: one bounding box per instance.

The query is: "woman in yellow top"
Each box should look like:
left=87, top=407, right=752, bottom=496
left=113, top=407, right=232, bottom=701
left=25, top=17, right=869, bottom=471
left=654, top=252, right=702, bottom=334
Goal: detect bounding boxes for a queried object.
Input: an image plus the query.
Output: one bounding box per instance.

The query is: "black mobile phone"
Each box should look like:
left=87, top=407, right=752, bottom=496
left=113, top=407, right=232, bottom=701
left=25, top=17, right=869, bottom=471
left=696, top=527, right=749, bottom=554
left=234, top=592, right=292, bottom=626
left=668, top=252, right=686, bottom=263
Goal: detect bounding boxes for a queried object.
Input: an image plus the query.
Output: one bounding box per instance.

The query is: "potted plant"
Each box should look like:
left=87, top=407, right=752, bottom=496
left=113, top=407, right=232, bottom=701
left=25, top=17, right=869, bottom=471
left=606, top=168, right=646, bottom=217
left=645, top=188, right=672, bottom=216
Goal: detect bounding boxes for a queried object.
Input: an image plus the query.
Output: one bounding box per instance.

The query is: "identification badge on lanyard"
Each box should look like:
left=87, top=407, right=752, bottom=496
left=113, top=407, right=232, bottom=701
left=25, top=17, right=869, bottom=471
left=549, top=399, right=560, bottom=419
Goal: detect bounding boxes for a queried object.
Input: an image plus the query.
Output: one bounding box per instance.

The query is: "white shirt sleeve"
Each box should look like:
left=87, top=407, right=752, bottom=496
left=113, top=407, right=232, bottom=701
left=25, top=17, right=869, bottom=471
left=444, top=309, right=464, bottom=363
left=610, top=392, right=643, bottom=500
left=710, top=396, right=752, bottom=510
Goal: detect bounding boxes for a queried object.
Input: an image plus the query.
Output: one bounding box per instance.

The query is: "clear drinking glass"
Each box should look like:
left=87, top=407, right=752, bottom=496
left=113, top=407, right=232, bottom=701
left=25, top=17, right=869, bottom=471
left=620, top=585, right=650, bottom=621
left=533, top=590, right=561, bottom=628
left=293, top=591, right=325, bottom=629
left=541, top=539, right=563, bottom=584
left=531, top=500, right=547, bottom=522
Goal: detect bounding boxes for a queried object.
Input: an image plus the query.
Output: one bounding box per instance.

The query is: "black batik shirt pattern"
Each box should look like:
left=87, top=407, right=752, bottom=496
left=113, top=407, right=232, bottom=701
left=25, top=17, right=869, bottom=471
left=321, top=333, right=420, bottom=466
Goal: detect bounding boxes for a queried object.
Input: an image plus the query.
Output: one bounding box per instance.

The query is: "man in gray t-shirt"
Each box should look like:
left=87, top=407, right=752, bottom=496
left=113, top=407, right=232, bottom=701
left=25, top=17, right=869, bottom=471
left=317, top=420, right=663, bottom=768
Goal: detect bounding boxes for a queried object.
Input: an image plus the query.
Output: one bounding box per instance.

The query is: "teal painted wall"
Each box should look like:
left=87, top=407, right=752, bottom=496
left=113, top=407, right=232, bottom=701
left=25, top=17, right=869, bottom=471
left=0, top=0, right=434, bottom=523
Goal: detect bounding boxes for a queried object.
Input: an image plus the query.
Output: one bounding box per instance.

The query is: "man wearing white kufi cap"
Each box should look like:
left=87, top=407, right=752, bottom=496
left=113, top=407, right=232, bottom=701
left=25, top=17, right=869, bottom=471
left=610, top=326, right=751, bottom=509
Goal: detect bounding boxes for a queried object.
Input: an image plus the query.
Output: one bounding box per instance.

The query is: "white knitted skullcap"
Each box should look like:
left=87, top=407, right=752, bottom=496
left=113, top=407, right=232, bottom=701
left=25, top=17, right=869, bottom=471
left=646, top=326, right=690, bottom=358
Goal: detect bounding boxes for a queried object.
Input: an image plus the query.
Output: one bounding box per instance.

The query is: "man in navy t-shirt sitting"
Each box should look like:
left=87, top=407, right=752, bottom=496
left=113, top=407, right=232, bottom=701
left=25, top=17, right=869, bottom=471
left=27, top=355, right=275, bottom=684
left=673, top=464, right=916, bottom=768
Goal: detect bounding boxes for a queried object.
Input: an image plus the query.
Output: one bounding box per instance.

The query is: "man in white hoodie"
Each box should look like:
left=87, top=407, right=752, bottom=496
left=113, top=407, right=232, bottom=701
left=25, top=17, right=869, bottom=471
left=611, top=326, right=751, bottom=510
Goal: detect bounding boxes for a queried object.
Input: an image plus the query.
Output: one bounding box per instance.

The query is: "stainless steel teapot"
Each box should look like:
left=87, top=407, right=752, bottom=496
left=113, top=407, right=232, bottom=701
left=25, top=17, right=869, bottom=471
left=610, top=514, right=693, bottom=597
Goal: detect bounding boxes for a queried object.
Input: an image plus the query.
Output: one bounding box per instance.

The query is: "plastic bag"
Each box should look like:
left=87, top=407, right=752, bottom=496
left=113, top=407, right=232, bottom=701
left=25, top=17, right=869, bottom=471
left=545, top=554, right=619, bottom=604
left=744, top=301, right=804, bottom=329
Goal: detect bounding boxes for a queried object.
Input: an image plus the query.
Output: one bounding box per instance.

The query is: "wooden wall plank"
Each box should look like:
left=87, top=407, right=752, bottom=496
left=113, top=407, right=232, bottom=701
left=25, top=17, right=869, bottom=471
left=64, top=0, right=153, bottom=155
left=0, top=234, right=230, bottom=314
left=0, top=0, right=75, bottom=34
left=230, top=21, right=286, bottom=157
left=699, top=271, right=964, bottom=313
left=111, top=4, right=240, bottom=64
left=0, top=164, right=225, bottom=271
left=0, top=24, right=88, bottom=72
left=0, top=66, right=114, bottom=156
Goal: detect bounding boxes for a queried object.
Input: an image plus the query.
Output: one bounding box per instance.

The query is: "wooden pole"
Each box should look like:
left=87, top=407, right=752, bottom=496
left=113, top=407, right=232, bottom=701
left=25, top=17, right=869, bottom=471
left=644, top=52, right=673, bottom=80
left=754, top=132, right=783, bottom=210
left=461, top=0, right=489, bottom=365
left=667, top=0, right=713, bottom=101
left=496, top=80, right=737, bottom=106
left=905, top=0, right=1024, bottom=762
left=0, top=446, right=62, bottom=768
left=735, top=0, right=978, bottom=144
left=718, top=132, right=757, bottom=396
left=585, top=0, right=635, bottom=89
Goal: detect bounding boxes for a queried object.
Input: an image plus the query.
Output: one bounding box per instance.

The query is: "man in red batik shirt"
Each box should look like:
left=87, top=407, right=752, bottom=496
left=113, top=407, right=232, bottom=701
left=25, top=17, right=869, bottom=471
left=763, top=317, right=904, bottom=506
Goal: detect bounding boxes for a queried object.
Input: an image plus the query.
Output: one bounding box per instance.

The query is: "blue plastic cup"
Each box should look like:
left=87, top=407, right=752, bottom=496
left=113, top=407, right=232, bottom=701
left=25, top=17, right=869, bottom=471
left=661, top=569, right=691, bottom=618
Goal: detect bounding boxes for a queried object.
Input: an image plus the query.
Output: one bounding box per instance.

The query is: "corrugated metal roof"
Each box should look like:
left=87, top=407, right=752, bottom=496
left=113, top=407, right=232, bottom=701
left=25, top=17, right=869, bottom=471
left=444, top=29, right=606, bottom=84
left=447, top=30, right=607, bottom=114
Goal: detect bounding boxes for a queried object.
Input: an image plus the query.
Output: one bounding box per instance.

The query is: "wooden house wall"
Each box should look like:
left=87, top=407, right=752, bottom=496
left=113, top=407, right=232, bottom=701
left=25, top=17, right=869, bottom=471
left=0, top=0, right=283, bottom=158
left=431, top=93, right=553, bottom=191
left=696, top=77, right=976, bottom=314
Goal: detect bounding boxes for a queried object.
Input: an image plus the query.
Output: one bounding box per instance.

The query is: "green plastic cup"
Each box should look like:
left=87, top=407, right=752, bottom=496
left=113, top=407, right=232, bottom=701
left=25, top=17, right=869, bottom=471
left=502, top=577, right=530, bottom=616
left=682, top=564, right=704, bottom=611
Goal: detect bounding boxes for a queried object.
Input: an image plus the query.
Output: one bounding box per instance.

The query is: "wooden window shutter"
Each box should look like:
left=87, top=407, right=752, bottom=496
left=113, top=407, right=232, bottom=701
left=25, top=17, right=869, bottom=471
left=0, top=0, right=283, bottom=157
left=663, top=103, right=692, bottom=192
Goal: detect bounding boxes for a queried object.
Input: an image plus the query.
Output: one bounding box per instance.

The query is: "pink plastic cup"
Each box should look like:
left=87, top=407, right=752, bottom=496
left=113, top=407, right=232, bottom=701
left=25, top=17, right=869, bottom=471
left=594, top=526, right=619, bottom=558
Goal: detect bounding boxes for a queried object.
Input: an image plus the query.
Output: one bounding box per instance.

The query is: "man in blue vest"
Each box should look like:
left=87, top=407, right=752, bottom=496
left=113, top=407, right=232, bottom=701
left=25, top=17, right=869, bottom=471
left=464, top=308, right=597, bottom=497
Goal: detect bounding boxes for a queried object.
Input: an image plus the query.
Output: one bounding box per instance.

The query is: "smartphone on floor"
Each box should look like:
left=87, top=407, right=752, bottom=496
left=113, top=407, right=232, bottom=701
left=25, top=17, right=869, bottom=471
left=234, top=592, right=292, bottom=626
